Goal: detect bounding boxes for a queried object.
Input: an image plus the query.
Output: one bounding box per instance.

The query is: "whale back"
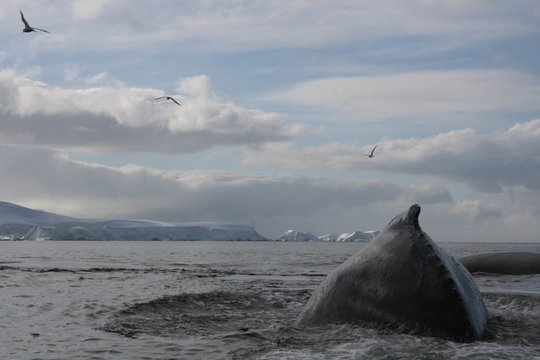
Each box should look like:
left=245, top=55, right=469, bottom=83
left=459, top=252, right=540, bottom=275
left=297, top=204, right=488, bottom=340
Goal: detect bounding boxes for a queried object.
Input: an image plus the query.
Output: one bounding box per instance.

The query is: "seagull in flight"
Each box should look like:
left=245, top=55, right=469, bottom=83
left=364, top=145, right=377, bottom=158
left=20, top=11, right=50, bottom=34
left=154, top=96, right=182, bottom=106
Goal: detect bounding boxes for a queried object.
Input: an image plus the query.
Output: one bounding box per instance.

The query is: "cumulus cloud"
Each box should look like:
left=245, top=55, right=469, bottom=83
left=2, top=143, right=538, bottom=241
left=263, top=70, right=540, bottom=120
left=0, top=144, right=453, bottom=238
left=85, top=71, right=111, bottom=85
left=240, top=119, right=540, bottom=193
left=70, top=0, right=111, bottom=21
left=377, top=119, right=540, bottom=192
left=452, top=200, right=502, bottom=222
left=0, top=70, right=301, bottom=154
left=417, top=198, right=540, bottom=243
left=177, top=75, right=213, bottom=97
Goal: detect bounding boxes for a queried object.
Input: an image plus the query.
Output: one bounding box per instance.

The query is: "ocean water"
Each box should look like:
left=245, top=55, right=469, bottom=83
left=0, top=241, right=539, bottom=360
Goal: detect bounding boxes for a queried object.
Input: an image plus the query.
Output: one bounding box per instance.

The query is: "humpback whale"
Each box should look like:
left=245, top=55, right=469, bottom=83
left=459, top=252, right=540, bottom=275
left=297, top=204, right=488, bottom=340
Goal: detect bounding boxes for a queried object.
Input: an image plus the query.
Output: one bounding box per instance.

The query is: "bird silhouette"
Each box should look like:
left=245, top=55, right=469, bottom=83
left=20, top=11, right=50, bottom=34
left=154, top=96, right=182, bottom=106
left=364, top=145, right=377, bottom=158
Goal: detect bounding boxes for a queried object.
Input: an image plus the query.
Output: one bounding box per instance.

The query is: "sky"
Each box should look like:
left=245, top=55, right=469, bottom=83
left=0, top=0, right=539, bottom=241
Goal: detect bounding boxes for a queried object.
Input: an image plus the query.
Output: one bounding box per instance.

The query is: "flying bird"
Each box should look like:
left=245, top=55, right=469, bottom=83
left=155, top=96, right=182, bottom=106
left=364, top=145, right=377, bottom=158
left=20, top=11, right=50, bottom=34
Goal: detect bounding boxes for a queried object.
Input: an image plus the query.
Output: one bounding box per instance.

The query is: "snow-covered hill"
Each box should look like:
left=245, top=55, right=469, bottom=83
left=275, top=229, right=380, bottom=242
left=318, top=233, right=339, bottom=242
left=0, top=201, right=77, bottom=225
left=336, top=230, right=380, bottom=242
left=0, top=201, right=381, bottom=242
left=276, top=230, right=320, bottom=242
left=0, top=201, right=266, bottom=241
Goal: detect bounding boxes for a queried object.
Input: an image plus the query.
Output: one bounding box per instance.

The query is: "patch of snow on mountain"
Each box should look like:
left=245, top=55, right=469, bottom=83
left=276, top=230, right=319, bottom=242
left=0, top=201, right=77, bottom=225
left=337, top=230, right=380, bottom=242
left=318, top=233, right=339, bottom=242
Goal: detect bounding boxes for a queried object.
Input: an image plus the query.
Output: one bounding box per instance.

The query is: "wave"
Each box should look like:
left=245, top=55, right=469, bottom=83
left=483, top=292, right=540, bottom=346
left=0, top=265, right=163, bottom=273
left=100, top=289, right=311, bottom=339
left=98, top=287, right=540, bottom=359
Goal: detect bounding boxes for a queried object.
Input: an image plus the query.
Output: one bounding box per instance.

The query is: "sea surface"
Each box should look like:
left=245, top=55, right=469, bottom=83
left=1, top=241, right=539, bottom=359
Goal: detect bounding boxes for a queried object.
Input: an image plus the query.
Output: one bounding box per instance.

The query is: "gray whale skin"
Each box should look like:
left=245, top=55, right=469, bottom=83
left=459, top=252, right=540, bottom=275
left=297, top=204, right=488, bottom=340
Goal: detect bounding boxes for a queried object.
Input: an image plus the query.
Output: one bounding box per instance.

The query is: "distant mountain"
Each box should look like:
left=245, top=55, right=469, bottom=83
left=276, top=230, right=320, bottom=242
left=0, top=201, right=77, bottom=226
left=336, top=230, right=380, bottom=242
left=0, top=201, right=266, bottom=241
left=275, top=229, right=380, bottom=242
left=318, top=233, right=339, bottom=242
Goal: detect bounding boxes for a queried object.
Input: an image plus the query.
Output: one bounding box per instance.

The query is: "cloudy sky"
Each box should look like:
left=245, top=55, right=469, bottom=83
left=0, top=0, right=539, bottom=241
